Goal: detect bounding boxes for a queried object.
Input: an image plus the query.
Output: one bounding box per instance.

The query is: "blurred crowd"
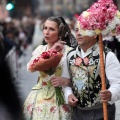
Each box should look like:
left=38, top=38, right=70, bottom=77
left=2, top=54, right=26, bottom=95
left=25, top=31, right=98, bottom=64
left=0, top=15, right=120, bottom=61
left=0, top=15, right=77, bottom=58
left=0, top=16, right=79, bottom=56
left=0, top=16, right=35, bottom=57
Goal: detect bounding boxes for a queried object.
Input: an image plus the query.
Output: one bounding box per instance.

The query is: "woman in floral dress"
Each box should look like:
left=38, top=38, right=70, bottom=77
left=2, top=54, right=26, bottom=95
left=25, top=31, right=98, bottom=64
left=22, top=16, right=74, bottom=120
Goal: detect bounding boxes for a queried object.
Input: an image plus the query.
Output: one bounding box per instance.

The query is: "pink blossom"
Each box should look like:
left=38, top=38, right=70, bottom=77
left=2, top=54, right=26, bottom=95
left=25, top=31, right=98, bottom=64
left=83, top=57, right=89, bottom=66
left=77, top=0, right=119, bottom=36
left=116, top=25, right=120, bottom=34
left=78, top=0, right=117, bottom=30
left=75, top=57, right=82, bottom=66
left=27, top=104, right=33, bottom=114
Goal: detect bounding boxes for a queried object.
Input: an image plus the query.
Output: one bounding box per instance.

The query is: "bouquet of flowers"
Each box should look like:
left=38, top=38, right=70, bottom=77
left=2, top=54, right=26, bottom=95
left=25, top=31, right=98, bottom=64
left=31, top=49, right=65, bottom=105
left=76, top=0, right=120, bottom=36
left=31, top=49, right=62, bottom=71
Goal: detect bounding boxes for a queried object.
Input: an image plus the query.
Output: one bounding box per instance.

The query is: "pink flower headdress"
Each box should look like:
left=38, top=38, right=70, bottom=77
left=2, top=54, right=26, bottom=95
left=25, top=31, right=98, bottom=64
left=76, top=0, right=120, bottom=36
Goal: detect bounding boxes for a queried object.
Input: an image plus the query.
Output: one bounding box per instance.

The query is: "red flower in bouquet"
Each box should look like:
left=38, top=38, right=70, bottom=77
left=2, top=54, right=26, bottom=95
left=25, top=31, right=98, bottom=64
left=30, top=49, right=65, bottom=106
left=31, top=49, right=62, bottom=71
left=41, top=49, right=58, bottom=59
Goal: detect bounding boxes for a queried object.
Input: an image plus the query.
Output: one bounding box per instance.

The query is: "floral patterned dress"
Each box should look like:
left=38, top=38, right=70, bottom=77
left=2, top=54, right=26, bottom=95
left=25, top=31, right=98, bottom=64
left=23, top=45, right=72, bottom=120
left=67, top=44, right=110, bottom=108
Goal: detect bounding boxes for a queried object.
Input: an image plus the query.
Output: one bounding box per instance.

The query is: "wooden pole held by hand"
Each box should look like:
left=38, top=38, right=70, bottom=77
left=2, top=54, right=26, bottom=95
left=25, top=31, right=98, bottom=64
left=99, top=33, right=108, bottom=120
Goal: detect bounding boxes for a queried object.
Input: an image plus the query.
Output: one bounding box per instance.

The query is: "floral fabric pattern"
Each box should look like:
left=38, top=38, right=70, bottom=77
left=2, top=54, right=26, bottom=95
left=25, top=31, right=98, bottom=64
left=68, top=44, right=110, bottom=108
left=23, top=45, right=72, bottom=120
left=70, top=54, right=101, bottom=108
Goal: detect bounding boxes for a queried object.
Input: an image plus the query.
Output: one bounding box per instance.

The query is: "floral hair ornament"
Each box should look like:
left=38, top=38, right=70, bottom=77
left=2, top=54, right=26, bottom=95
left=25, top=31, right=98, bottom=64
left=77, top=0, right=120, bottom=36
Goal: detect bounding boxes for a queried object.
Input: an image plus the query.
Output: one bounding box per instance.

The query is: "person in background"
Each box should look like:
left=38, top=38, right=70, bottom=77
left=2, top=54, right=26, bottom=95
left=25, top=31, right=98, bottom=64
left=0, top=27, right=23, bottom=120
left=22, top=16, right=73, bottom=120
left=103, top=33, right=116, bottom=53
left=114, top=34, right=120, bottom=62
left=64, top=18, right=78, bottom=48
left=32, top=17, right=44, bottom=50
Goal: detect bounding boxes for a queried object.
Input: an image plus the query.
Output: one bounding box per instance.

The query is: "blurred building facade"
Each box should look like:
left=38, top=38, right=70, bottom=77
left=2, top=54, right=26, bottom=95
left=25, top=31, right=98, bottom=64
left=29, top=0, right=120, bottom=18
left=32, top=0, right=94, bottom=17
left=0, top=0, right=120, bottom=19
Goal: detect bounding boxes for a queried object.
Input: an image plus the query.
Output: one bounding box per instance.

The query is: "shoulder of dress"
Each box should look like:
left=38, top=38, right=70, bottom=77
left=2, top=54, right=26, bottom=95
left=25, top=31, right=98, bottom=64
left=32, top=45, right=46, bottom=55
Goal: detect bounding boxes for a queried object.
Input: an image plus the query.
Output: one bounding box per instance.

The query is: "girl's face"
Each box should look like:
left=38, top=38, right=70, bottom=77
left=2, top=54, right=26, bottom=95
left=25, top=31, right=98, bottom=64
left=43, top=20, right=59, bottom=44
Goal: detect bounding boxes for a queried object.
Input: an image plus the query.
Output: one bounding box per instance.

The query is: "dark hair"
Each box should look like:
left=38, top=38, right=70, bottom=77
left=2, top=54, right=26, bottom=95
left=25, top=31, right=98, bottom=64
left=47, top=16, right=70, bottom=40
left=43, top=16, right=77, bottom=48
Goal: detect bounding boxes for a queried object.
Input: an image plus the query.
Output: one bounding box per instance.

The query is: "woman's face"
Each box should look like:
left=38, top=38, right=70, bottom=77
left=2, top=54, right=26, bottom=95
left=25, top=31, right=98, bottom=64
left=43, top=20, right=59, bottom=44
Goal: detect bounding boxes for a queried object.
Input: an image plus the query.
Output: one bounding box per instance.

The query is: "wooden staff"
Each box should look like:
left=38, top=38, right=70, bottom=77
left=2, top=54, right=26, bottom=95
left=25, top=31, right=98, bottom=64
left=99, top=33, right=108, bottom=120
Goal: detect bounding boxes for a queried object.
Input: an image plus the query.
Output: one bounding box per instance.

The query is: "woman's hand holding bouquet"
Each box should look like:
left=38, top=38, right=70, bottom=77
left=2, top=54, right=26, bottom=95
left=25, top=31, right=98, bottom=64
left=28, top=49, right=65, bottom=105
